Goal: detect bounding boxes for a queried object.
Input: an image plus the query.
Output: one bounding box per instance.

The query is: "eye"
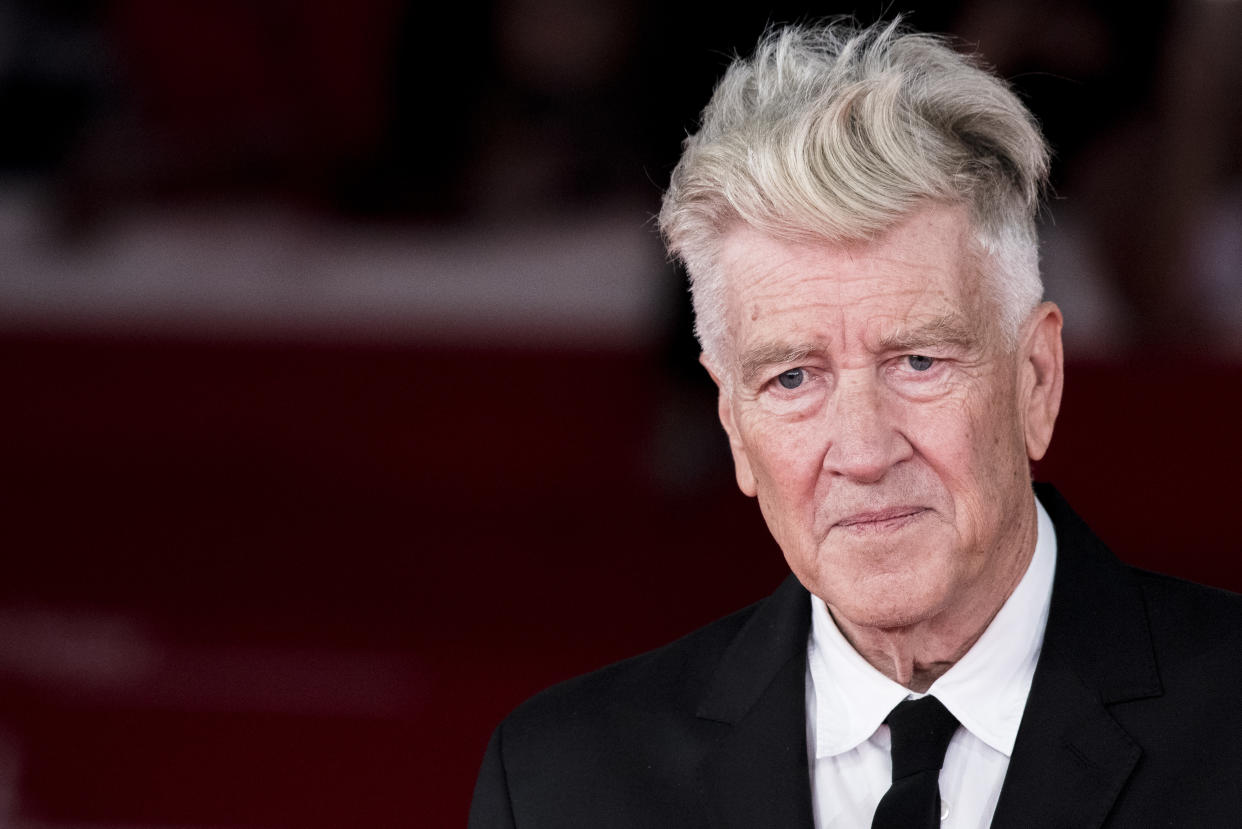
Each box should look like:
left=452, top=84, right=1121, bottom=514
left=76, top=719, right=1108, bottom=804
left=776, top=368, right=806, bottom=389
left=907, top=355, right=934, bottom=372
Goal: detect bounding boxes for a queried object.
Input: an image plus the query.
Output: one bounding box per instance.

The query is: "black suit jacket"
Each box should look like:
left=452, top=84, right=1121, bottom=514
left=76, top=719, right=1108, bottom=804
left=469, top=485, right=1242, bottom=827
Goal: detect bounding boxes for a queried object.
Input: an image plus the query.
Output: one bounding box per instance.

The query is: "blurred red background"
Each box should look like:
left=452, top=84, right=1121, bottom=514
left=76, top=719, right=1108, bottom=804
left=2, top=1, right=1240, bottom=827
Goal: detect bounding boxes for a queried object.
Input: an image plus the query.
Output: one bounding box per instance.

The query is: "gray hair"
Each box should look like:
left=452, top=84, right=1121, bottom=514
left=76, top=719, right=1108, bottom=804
left=658, top=18, right=1050, bottom=371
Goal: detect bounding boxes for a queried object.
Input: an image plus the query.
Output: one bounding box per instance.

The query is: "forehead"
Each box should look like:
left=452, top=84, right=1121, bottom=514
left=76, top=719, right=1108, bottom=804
left=716, top=205, right=987, bottom=354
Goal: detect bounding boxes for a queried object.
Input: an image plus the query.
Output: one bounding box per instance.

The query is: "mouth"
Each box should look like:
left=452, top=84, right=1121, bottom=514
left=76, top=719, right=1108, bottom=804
left=834, top=507, right=928, bottom=532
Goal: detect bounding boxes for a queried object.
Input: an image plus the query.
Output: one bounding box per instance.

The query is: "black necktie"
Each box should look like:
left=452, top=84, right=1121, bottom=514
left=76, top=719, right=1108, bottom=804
left=871, top=695, right=960, bottom=829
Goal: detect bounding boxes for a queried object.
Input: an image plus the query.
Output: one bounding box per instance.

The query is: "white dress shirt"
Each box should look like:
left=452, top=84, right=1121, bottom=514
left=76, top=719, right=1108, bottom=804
left=805, top=498, right=1057, bottom=828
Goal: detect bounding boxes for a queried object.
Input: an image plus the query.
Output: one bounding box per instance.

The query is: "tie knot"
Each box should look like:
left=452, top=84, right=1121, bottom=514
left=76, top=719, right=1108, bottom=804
left=884, top=696, right=960, bottom=780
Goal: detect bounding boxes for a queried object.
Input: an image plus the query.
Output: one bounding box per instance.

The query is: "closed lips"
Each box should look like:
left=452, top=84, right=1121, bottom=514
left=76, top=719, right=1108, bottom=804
left=836, top=507, right=926, bottom=527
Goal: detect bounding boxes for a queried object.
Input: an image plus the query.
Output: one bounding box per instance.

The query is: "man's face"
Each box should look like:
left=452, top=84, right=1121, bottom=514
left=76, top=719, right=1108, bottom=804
left=711, top=204, right=1061, bottom=631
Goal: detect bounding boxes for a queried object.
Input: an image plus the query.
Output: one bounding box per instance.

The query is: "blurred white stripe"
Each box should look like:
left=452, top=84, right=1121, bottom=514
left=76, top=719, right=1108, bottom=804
left=0, top=191, right=672, bottom=346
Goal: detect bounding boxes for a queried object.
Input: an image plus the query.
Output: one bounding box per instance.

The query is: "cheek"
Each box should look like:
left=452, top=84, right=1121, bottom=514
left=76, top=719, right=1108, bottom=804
left=742, top=417, right=827, bottom=505
left=917, top=387, right=1026, bottom=531
left=903, top=395, right=990, bottom=492
left=967, top=382, right=1028, bottom=475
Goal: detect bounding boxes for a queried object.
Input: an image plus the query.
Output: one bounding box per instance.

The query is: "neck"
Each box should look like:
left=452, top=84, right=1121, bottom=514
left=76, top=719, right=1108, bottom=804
left=829, top=505, right=1039, bottom=693
left=831, top=614, right=991, bottom=693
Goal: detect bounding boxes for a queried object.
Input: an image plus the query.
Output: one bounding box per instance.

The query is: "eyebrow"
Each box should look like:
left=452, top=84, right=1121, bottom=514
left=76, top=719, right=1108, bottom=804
left=735, top=314, right=980, bottom=386
left=874, top=313, right=980, bottom=354
left=738, top=342, right=823, bottom=386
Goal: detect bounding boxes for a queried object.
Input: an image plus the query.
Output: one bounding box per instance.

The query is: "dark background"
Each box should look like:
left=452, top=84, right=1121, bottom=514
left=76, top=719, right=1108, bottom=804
left=3, top=1, right=1241, bottom=827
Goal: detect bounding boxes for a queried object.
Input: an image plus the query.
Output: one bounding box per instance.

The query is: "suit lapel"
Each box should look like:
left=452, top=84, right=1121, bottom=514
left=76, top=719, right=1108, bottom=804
left=989, top=645, right=1142, bottom=829
left=990, top=485, right=1162, bottom=829
left=688, top=487, right=1161, bottom=829
left=695, top=575, right=815, bottom=829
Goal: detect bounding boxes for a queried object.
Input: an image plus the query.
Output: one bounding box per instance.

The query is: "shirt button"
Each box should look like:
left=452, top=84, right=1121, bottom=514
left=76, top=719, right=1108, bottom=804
left=941, top=799, right=950, bottom=821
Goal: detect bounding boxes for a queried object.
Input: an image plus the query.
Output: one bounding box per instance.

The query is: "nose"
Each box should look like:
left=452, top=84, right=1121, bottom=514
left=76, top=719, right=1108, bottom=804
left=822, top=370, right=911, bottom=483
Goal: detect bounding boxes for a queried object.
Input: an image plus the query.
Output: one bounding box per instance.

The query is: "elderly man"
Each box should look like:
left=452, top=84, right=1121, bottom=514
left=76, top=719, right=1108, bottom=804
left=469, top=20, right=1242, bottom=829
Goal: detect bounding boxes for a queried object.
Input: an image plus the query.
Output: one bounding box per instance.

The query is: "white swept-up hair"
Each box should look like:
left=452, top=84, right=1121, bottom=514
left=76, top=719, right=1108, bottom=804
left=659, top=18, right=1050, bottom=371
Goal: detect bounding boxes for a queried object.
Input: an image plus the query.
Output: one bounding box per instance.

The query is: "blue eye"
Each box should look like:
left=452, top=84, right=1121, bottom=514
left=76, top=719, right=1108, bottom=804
left=777, top=368, right=805, bottom=389
left=907, top=355, right=934, bottom=372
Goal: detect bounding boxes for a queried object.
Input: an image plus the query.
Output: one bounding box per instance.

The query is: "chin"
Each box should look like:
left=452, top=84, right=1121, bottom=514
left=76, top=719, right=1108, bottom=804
left=844, top=601, right=942, bottom=632
left=831, top=589, right=944, bottom=631
left=808, top=565, right=953, bottom=632
left=800, top=542, right=954, bottom=628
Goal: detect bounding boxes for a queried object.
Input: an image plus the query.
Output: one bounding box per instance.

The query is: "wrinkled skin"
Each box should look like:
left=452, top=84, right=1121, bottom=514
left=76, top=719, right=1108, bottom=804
left=708, top=204, right=1063, bottom=689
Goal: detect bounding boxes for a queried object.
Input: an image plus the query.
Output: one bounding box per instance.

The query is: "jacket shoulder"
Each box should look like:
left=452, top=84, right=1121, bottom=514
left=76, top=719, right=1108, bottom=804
left=502, top=597, right=763, bottom=740
left=477, top=597, right=776, bottom=827
left=1130, top=566, right=1242, bottom=665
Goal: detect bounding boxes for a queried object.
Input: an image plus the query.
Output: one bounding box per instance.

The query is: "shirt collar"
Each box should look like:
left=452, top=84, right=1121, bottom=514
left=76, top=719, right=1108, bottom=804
left=807, top=496, right=1057, bottom=759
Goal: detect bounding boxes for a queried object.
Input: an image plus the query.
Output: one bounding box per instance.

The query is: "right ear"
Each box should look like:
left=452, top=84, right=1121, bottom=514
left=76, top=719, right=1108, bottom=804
left=701, top=354, right=757, bottom=497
